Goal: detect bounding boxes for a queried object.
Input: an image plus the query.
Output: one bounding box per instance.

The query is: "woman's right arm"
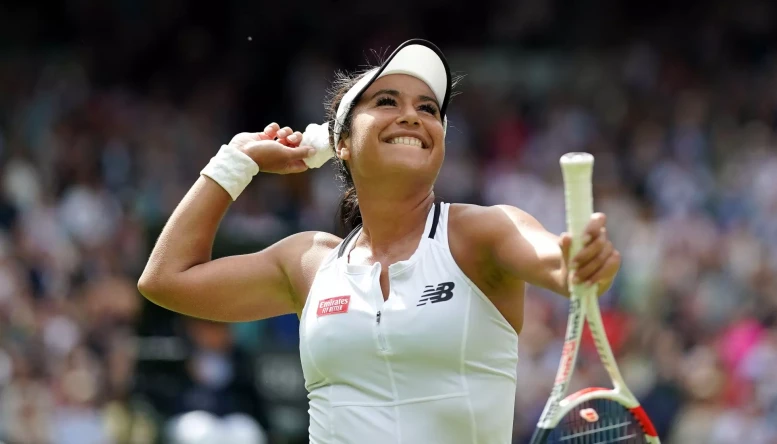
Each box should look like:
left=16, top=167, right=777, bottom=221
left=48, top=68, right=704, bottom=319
left=137, top=124, right=334, bottom=322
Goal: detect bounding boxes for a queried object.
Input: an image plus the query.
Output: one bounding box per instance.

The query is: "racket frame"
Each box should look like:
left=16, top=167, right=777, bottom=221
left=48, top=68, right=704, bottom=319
left=531, top=153, right=660, bottom=443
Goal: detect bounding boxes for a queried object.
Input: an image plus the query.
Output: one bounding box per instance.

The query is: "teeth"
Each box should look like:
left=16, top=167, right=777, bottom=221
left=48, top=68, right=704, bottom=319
left=388, top=137, right=424, bottom=148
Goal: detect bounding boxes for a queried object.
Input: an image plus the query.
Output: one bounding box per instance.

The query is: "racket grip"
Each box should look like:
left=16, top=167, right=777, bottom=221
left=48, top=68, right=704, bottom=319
left=560, top=153, right=595, bottom=261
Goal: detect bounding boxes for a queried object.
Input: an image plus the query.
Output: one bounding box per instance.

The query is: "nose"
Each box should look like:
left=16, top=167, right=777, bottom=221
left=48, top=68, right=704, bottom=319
left=396, top=106, right=420, bottom=126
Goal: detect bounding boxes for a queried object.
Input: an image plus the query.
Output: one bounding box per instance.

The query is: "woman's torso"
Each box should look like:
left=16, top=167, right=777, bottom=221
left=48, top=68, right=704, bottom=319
left=298, top=202, right=521, bottom=443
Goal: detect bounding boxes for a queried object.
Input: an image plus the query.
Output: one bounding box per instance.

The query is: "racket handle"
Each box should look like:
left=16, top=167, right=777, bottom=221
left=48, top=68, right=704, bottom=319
left=560, top=153, right=595, bottom=260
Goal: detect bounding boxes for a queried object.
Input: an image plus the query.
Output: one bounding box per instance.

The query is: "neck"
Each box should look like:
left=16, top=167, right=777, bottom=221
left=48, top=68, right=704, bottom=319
left=354, top=185, right=435, bottom=256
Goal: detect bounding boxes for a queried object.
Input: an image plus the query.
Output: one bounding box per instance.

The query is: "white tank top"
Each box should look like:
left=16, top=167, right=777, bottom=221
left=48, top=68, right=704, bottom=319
left=299, top=202, right=519, bottom=444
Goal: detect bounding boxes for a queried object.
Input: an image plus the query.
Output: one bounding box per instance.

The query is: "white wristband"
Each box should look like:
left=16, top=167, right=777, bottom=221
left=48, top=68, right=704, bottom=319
left=200, top=144, right=260, bottom=201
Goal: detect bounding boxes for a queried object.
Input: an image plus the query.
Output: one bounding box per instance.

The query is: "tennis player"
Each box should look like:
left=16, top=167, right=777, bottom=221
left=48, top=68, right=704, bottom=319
left=138, top=39, right=621, bottom=444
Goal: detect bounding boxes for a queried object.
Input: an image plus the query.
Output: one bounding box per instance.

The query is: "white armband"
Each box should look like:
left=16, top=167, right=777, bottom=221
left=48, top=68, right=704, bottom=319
left=200, top=144, right=260, bottom=201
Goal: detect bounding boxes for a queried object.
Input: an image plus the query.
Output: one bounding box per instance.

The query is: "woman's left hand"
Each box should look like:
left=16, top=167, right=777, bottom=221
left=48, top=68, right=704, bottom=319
left=559, top=213, right=621, bottom=290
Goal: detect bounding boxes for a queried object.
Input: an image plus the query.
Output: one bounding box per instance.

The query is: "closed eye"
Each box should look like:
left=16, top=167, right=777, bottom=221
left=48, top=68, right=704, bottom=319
left=419, top=103, right=439, bottom=116
left=376, top=96, right=397, bottom=107
left=376, top=96, right=438, bottom=116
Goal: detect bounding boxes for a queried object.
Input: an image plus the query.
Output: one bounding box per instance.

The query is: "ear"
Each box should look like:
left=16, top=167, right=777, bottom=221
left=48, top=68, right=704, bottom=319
left=336, top=137, right=351, bottom=161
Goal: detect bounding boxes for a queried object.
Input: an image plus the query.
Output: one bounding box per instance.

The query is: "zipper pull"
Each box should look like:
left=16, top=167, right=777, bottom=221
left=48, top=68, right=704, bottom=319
left=376, top=311, right=381, bottom=324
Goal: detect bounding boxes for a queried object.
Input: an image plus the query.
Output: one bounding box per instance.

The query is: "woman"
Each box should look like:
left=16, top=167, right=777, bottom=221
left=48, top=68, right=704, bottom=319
left=138, top=39, right=621, bottom=444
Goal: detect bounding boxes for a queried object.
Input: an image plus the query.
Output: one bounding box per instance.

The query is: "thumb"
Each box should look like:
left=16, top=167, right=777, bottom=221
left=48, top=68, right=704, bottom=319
left=559, top=232, right=572, bottom=267
left=285, top=160, right=309, bottom=174
left=286, top=145, right=316, bottom=160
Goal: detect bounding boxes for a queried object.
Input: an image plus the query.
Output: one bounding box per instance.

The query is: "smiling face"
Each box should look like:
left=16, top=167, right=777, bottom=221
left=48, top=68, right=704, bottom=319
left=336, top=74, right=446, bottom=185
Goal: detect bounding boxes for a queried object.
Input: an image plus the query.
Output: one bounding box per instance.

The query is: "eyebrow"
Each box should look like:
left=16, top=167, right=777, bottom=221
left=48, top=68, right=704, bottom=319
left=369, top=89, right=440, bottom=109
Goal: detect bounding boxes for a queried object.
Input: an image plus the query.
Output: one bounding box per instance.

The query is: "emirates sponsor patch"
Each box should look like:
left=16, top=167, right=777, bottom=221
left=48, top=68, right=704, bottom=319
left=317, top=296, right=351, bottom=317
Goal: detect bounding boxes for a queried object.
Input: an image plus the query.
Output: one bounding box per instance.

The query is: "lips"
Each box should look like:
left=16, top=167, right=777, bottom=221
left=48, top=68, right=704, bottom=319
left=387, top=136, right=425, bottom=148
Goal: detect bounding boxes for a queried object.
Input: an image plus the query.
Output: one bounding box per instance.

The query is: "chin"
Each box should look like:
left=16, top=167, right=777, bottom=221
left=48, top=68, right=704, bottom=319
left=384, top=154, right=440, bottom=178
left=365, top=141, right=442, bottom=177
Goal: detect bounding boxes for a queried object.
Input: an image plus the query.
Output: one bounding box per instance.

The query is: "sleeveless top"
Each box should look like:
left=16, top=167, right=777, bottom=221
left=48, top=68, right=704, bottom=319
left=299, top=202, right=519, bottom=443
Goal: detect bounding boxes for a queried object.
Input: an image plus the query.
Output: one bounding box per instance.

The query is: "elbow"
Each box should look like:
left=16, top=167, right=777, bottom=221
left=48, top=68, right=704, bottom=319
left=137, top=268, right=171, bottom=304
left=138, top=269, right=192, bottom=316
left=137, top=273, right=158, bottom=301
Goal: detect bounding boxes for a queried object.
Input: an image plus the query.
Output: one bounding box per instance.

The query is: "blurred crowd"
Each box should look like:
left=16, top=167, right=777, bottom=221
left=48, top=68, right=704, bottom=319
left=2, top=0, right=777, bottom=443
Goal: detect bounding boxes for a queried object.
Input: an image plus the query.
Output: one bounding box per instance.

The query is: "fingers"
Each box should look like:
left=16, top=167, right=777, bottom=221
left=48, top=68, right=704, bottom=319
left=573, top=241, right=613, bottom=284
left=567, top=212, right=620, bottom=287
left=559, top=233, right=572, bottom=264
left=285, top=131, right=303, bottom=147
left=285, top=145, right=316, bottom=160
left=257, top=123, right=302, bottom=146
left=586, top=251, right=621, bottom=285
left=572, top=228, right=607, bottom=267
left=263, top=122, right=280, bottom=139
left=583, top=213, right=606, bottom=243
left=276, top=126, right=293, bottom=141
left=272, top=126, right=304, bottom=147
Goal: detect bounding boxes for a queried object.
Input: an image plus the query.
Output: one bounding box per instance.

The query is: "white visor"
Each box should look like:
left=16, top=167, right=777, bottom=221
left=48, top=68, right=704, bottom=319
left=332, top=39, right=452, bottom=147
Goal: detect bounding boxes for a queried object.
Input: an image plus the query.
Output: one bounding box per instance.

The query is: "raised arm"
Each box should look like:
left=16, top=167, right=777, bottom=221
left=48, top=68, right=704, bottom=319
left=481, top=205, right=620, bottom=297
left=137, top=124, right=336, bottom=322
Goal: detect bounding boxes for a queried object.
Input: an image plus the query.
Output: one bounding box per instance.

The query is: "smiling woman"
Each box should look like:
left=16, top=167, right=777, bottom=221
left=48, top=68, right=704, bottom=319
left=328, top=75, right=447, bottom=232
left=138, top=38, right=623, bottom=444
left=323, top=40, right=454, bottom=234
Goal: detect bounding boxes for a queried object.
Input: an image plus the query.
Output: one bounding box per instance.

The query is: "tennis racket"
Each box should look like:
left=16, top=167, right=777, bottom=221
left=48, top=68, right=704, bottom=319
left=529, top=153, right=660, bottom=444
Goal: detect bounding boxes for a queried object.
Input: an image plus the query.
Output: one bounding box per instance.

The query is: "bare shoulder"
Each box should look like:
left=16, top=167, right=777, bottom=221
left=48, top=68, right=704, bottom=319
left=279, top=230, right=342, bottom=252
left=448, top=203, right=542, bottom=245
left=276, top=231, right=342, bottom=307
left=447, top=203, right=529, bottom=334
left=447, top=203, right=521, bottom=283
left=286, top=230, right=342, bottom=273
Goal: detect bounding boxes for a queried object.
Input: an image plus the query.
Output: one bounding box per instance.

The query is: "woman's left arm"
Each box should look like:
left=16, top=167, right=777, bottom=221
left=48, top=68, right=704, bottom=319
left=482, top=205, right=621, bottom=297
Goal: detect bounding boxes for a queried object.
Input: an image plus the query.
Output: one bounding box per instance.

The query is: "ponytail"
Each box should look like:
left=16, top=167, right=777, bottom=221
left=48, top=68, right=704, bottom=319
left=333, top=124, right=361, bottom=235
left=325, top=71, right=372, bottom=236
left=336, top=184, right=362, bottom=235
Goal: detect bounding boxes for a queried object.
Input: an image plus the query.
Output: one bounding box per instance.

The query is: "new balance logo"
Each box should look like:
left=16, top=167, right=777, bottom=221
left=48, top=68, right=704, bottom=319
left=417, top=282, right=455, bottom=306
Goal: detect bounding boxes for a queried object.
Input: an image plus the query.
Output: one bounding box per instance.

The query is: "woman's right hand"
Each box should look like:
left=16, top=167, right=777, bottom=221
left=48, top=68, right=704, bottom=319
left=230, top=123, right=315, bottom=174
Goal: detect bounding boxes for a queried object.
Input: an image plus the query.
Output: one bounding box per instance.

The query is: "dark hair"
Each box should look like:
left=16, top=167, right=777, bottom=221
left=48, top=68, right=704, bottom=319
left=324, top=67, right=375, bottom=236
left=324, top=64, right=462, bottom=236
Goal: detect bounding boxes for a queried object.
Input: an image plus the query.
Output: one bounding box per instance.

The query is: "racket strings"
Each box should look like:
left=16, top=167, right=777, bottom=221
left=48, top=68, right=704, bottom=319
left=546, top=399, right=648, bottom=443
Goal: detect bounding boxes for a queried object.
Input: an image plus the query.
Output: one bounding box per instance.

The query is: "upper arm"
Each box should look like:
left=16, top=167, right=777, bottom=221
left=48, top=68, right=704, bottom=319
left=480, top=205, right=568, bottom=296
left=138, top=231, right=339, bottom=322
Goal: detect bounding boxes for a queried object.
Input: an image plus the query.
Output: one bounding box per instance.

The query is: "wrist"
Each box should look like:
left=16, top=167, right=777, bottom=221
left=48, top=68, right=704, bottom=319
left=235, top=145, right=262, bottom=169
left=200, top=144, right=260, bottom=201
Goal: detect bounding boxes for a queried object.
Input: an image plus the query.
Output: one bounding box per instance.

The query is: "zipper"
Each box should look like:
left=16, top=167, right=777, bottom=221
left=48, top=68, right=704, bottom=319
left=372, top=263, right=389, bottom=353
left=376, top=310, right=389, bottom=352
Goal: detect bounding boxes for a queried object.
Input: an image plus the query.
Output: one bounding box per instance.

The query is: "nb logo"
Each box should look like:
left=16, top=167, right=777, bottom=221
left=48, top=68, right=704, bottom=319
left=417, top=282, right=455, bottom=306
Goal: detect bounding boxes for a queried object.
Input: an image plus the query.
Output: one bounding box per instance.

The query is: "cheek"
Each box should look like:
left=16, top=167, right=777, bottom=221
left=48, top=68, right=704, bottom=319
left=427, top=120, right=445, bottom=147
left=349, top=114, right=381, bottom=153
